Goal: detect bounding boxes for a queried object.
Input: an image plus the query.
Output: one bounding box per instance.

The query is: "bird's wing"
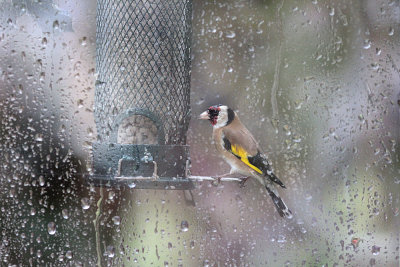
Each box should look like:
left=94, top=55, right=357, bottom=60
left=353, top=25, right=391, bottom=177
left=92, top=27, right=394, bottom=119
left=222, top=128, right=286, bottom=188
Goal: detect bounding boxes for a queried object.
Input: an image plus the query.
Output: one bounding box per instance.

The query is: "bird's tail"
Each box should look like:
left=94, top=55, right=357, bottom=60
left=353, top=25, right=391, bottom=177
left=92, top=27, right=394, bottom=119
left=265, top=186, right=292, bottom=218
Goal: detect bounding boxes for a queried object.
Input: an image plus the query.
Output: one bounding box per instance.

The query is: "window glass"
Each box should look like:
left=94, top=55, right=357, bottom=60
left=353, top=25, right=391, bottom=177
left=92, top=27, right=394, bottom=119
left=0, top=0, right=398, bottom=266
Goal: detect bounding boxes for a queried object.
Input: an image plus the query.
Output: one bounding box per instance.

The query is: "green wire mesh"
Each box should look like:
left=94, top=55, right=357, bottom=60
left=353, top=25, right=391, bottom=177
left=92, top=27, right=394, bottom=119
left=95, top=0, right=192, bottom=145
left=91, top=0, right=193, bottom=189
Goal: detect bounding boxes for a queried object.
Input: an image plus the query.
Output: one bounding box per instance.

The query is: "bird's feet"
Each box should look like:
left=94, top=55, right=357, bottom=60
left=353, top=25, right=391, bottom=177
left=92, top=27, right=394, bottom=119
left=211, top=176, right=222, bottom=186
left=211, top=173, right=231, bottom=186
left=238, top=176, right=251, bottom=188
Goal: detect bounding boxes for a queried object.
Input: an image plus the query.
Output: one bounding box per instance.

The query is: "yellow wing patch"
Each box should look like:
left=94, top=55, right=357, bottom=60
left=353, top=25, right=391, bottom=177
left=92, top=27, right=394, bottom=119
left=231, top=144, right=263, bottom=174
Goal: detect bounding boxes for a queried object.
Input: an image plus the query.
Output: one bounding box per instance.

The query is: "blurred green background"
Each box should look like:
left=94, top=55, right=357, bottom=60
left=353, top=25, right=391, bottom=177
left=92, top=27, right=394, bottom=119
left=0, top=0, right=399, bottom=266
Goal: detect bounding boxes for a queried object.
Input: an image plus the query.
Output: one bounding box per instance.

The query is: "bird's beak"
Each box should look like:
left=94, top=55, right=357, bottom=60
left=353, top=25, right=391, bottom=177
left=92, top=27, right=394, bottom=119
left=198, top=111, right=209, bottom=120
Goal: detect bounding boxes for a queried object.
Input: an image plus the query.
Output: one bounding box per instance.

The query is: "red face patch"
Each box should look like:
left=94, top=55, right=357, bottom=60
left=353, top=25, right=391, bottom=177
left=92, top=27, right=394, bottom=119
left=208, top=106, right=221, bottom=125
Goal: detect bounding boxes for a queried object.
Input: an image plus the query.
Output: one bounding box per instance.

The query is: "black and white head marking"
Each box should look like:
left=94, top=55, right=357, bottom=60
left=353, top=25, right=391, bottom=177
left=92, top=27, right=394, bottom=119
left=208, top=105, right=235, bottom=128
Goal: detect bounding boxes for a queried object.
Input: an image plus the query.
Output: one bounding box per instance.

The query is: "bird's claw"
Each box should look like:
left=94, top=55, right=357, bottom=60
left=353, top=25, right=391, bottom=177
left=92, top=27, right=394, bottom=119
left=238, top=176, right=250, bottom=188
left=211, top=176, right=222, bottom=186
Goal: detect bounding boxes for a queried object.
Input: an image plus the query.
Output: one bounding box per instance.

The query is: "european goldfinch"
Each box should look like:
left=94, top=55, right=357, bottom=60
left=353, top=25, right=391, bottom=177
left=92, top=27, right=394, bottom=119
left=199, top=104, right=292, bottom=218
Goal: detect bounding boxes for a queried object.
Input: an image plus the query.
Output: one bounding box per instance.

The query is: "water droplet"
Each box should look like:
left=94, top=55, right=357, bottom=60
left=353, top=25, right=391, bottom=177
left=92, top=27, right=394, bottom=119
left=112, top=216, right=121, bottom=225
left=81, top=197, right=90, bottom=210
left=39, top=176, right=45, bottom=186
left=388, top=27, right=394, bottom=36
left=9, top=189, right=16, bottom=198
left=53, top=20, right=59, bottom=30
left=39, top=72, right=45, bottom=82
left=329, top=7, right=335, bottom=16
left=371, top=245, right=380, bottom=255
left=106, top=246, right=115, bottom=258
left=42, top=37, right=47, bottom=47
left=351, top=237, right=360, bottom=249
left=77, top=99, right=84, bottom=108
left=48, top=222, right=56, bottom=235
left=35, top=134, right=43, bottom=142
left=128, top=182, right=136, bottom=188
left=180, top=220, right=189, bottom=232
left=196, top=98, right=205, bottom=105
left=277, top=235, right=287, bottom=243
left=363, top=39, right=371, bottom=49
left=226, top=31, right=236, bottom=38
left=80, top=37, right=87, bottom=46
left=62, top=209, right=69, bottom=219
left=65, top=251, right=73, bottom=259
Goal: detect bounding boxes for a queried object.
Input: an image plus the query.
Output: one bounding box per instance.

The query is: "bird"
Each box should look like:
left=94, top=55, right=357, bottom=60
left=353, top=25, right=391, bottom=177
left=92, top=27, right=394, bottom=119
left=199, top=104, right=292, bottom=218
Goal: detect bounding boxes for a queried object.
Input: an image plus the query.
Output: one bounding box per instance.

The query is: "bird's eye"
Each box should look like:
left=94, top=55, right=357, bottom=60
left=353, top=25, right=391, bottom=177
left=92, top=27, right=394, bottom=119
left=208, top=107, right=219, bottom=117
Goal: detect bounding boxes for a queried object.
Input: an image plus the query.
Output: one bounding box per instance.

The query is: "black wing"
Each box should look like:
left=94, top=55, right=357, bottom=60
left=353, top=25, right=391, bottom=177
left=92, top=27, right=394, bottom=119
left=248, top=151, right=286, bottom=188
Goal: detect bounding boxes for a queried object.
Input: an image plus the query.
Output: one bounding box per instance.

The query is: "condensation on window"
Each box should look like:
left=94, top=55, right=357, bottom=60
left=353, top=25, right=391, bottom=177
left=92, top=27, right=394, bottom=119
left=0, top=0, right=399, bottom=266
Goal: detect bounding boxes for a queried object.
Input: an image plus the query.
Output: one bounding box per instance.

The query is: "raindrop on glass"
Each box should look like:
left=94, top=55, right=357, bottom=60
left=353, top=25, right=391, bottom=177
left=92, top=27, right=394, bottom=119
left=39, top=176, right=45, bottom=186
left=77, top=99, right=84, bottom=108
left=329, top=7, right=335, bottom=16
left=47, top=222, right=56, bottom=235
left=53, top=20, right=59, bottom=30
left=388, top=27, right=394, bottom=36
left=81, top=197, right=90, bottom=210
left=35, top=134, right=44, bottom=142
left=351, top=237, right=360, bottom=249
left=42, top=37, right=47, bottom=47
left=363, top=39, right=371, bottom=49
left=226, top=31, right=236, bottom=38
left=106, top=246, right=115, bottom=258
left=112, top=216, right=121, bottom=226
left=80, top=37, right=87, bottom=46
left=108, top=191, right=115, bottom=200
left=371, top=245, right=380, bottom=255
left=65, top=251, right=73, bottom=259
left=180, top=220, right=189, bottom=232
left=62, top=209, right=69, bottom=219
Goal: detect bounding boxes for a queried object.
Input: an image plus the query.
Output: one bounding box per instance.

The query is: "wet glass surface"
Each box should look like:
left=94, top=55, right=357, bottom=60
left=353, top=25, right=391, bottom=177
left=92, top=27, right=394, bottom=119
left=0, top=0, right=399, bottom=266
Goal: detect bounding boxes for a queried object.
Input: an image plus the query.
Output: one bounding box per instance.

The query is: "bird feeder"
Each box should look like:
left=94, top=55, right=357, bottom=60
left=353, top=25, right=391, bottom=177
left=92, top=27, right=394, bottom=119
left=90, top=0, right=194, bottom=189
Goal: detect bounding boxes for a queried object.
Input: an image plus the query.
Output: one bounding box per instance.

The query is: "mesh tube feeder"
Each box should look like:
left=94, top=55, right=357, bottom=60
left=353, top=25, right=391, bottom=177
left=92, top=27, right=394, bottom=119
left=90, top=0, right=194, bottom=189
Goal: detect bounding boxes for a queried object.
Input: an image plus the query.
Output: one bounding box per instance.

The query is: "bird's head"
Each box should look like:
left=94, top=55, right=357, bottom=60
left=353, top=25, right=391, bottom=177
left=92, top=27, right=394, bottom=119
left=199, top=104, right=235, bottom=128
